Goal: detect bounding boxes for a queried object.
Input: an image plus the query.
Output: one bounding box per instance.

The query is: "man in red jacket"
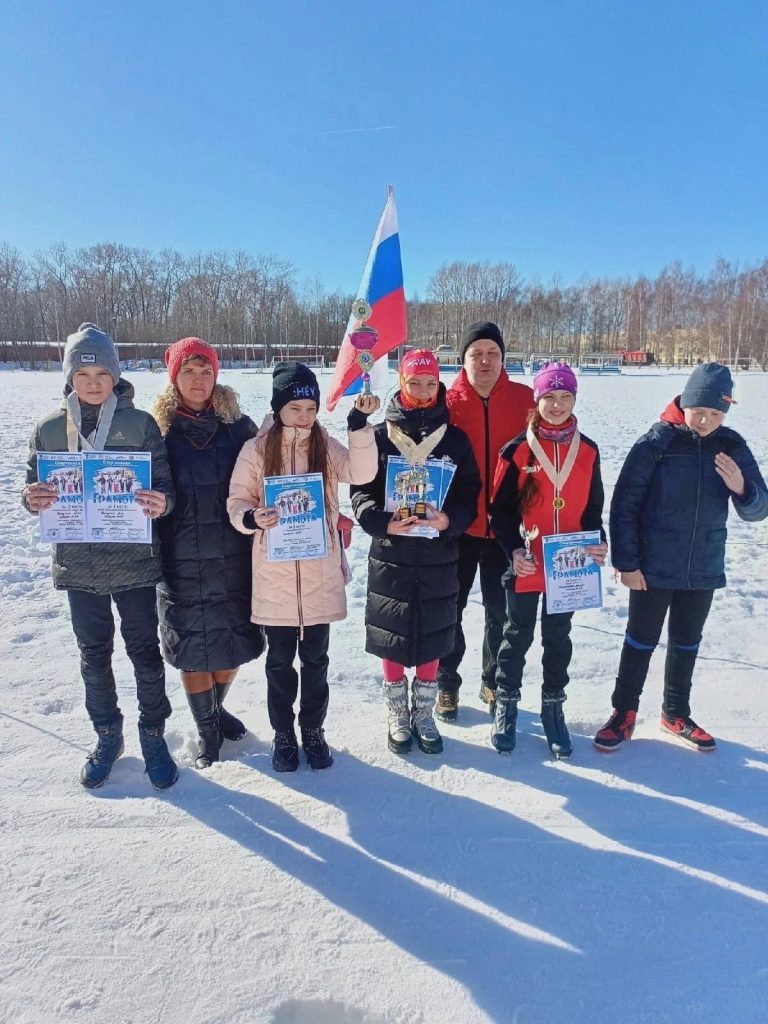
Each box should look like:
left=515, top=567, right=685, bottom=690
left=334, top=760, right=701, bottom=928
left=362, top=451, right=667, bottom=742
left=436, top=321, right=534, bottom=721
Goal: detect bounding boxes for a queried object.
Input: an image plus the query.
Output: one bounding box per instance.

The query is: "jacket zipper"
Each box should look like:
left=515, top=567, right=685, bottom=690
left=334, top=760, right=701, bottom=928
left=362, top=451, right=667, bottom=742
left=483, top=397, right=491, bottom=538
left=290, top=429, right=305, bottom=639
left=686, top=436, right=702, bottom=587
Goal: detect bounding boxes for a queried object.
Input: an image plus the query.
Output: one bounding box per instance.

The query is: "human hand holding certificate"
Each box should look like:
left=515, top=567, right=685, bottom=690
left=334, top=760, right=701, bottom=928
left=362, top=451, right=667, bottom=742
left=263, top=473, right=328, bottom=562
left=37, top=452, right=152, bottom=544
left=384, top=456, right=456, bottom=539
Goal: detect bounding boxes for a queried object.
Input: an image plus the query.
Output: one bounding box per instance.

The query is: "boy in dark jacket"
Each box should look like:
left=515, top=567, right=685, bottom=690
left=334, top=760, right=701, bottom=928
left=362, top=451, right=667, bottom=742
left=22, top=322, right=178, bottom=789
left=595, top=363, right=768, bottom=752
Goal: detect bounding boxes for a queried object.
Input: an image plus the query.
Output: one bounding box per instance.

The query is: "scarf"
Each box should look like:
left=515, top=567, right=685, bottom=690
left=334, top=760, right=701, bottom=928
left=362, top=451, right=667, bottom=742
left=537, top=415, right=577, bottom=444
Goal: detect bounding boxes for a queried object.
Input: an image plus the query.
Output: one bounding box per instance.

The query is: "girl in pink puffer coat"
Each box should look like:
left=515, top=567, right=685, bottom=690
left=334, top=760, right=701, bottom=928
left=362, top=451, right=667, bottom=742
left=228, top=361, right=378, bottom=774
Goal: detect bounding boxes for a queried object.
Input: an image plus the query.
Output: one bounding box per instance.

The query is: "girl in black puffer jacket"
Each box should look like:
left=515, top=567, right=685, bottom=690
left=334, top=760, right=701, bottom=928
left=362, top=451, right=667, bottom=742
left=595, top=363, right=768, bottom=753
left=351, top=350, right=481, bottom=755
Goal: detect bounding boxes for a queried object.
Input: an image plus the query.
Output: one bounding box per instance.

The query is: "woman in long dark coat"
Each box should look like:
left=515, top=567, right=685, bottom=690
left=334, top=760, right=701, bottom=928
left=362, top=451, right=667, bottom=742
left=153, top=337, right=265, bottom=768
left=351, top=349, right=480, bottom=756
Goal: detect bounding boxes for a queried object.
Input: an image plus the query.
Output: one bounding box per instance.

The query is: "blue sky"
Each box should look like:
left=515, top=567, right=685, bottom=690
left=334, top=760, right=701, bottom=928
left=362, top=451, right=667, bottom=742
left=1, top=0, right=766, bottom=297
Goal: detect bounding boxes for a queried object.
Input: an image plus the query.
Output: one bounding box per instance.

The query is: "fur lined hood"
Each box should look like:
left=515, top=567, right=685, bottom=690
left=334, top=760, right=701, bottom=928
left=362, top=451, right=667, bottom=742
left=152, top=383, right=244, bottom=435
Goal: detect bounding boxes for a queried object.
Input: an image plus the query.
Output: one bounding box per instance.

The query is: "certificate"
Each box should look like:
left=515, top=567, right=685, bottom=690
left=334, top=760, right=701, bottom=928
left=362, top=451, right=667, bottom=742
left=542, top=530, right=603, bottom=613
left=384, top=455, right=457, bottom=539
left=83, top=453, right=152, bottom=544
left=264, top=473, right=328, bottom=562
left=36, top=451, right=152, bottom=545
left=37, top=453, right=87, bottom=543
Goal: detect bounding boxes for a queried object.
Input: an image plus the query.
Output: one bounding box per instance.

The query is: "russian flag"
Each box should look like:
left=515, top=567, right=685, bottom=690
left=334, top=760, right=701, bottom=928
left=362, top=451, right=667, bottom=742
left=325, top=188, right=407, bottom=411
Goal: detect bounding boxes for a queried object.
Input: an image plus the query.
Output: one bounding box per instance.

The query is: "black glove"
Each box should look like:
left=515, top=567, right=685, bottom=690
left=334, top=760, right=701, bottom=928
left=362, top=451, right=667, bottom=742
left=347, top=407, right=370, bottom=431
left=243, top=509, right=260, bottom=530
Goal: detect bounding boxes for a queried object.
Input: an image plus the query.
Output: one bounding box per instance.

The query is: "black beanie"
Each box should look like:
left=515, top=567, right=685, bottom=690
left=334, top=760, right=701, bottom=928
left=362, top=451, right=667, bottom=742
left=271, top=361, right=321, bottom=416
left=459, top=321, right=505, bottom=363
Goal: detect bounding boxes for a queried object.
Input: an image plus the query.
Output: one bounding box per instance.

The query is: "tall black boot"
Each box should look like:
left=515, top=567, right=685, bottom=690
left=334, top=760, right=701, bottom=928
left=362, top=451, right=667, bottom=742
left=491, top=687, right=520, bottom=753
left=215, top=682, right=247, bottom=742
left=541, top=689, right=573, bottom=759
left=186, top=689, right=220, bottom=769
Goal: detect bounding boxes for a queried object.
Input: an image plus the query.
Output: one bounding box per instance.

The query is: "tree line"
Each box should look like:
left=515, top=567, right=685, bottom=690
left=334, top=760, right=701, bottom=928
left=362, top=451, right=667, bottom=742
left=1, top=241, right=767, bottom=368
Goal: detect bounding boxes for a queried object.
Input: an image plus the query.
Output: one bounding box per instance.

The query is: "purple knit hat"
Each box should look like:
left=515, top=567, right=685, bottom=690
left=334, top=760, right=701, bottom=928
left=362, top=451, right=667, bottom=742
left=533, top=361, right=578, bottom=401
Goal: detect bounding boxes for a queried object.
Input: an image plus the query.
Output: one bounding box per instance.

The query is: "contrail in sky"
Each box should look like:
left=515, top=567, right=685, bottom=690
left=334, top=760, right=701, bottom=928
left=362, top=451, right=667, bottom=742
left=314, top=125, right=396, bottom=136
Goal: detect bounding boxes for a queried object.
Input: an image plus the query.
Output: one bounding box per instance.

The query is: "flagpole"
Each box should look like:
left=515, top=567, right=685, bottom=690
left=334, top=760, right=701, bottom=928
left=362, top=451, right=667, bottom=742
left=386, top=184, right=403, bottom=362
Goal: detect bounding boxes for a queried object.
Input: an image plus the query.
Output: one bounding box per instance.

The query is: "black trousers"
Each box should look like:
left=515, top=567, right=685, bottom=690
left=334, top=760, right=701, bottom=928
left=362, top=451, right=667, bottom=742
left=67, top=587, right=171, bottom=729
left=437, top=534, right=508, bottom=693
left=612, top=587, right=714, bottom=718
left=495, top=588, right=573, bottom=696
left=265, top=624, right=330, bottom=732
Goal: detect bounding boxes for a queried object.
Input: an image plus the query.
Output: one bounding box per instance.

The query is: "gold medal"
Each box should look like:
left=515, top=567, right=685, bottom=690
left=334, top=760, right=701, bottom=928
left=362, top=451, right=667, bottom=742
left=553, top=496, right=565, bottom=510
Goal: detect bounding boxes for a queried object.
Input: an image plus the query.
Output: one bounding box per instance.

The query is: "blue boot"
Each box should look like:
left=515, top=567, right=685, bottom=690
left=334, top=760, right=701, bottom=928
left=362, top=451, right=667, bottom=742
left=138, top=723, right=179, bottom=790
left=80, top=719, right=124, bottom=789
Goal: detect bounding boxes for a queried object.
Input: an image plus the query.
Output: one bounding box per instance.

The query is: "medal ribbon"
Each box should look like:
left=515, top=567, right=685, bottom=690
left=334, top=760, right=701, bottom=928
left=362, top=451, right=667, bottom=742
left=526, top=425, right=581, bottom=500
left=66, top=391, right=118, bottom=453
left=386, top=422, right=447, bottom=465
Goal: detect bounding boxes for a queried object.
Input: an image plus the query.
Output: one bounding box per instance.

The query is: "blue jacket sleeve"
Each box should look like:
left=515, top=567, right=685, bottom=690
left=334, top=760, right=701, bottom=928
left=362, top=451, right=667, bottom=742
left=609, top=437, right=659, bottom=572
left=731, top=442, right=768, bottom=522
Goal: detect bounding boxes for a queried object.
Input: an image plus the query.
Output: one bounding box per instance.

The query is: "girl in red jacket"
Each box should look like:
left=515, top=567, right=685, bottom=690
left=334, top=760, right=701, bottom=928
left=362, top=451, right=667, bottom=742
left=489, top=362, right=607, bottom=758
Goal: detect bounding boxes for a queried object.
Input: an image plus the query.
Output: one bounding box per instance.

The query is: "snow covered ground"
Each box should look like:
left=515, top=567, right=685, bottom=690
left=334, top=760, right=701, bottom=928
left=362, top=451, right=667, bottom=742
left=1, top=367, right=767, bottom=1024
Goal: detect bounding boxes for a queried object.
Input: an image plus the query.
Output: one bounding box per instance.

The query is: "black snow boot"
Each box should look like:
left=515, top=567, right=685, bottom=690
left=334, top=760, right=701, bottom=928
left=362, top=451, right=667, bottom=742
left=491, top=688, right=520, bottom=753
left=272, top=729, right=299, bottom=773
left=80, top=718, right=124, bottom=789
left=541, top=690, right=573, bottom=759
left=138, top=723, right=179, bottom=790
left=215, top=682, right=247, bottom=742
left=301, top=727, right=334, bottom=770
left=186, top=689, right=221, bottom=769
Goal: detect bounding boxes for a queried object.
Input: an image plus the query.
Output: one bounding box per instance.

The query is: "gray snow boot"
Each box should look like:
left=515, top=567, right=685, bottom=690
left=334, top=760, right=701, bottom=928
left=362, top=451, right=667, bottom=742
left=411, top=679, right=443, bottom=754
left=384, top=679, right=412, bottom=754
left=491, top=687, right=520, bottom=753
left=80, top=718, right=124, bottom=789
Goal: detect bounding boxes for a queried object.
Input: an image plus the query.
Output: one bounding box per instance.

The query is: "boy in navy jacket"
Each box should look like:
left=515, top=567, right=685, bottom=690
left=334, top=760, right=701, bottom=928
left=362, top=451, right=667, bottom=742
left=595, top=363, right=768, bottom=752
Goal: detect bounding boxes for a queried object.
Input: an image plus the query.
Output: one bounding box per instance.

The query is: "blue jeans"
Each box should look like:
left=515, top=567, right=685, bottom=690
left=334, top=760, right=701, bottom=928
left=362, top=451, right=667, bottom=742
left=67, top=587, right=171, bottom=728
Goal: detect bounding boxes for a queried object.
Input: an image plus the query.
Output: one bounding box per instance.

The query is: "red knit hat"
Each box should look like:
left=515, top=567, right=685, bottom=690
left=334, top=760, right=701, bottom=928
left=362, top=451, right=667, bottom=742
left=165, top=337, right=219, bottom=384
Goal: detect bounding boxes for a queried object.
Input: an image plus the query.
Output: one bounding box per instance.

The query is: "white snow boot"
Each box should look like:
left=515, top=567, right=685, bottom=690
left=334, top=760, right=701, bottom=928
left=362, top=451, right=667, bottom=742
left=384, top=679, right=412, bottom=754
left=411, top=679, right=444, bottom=755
